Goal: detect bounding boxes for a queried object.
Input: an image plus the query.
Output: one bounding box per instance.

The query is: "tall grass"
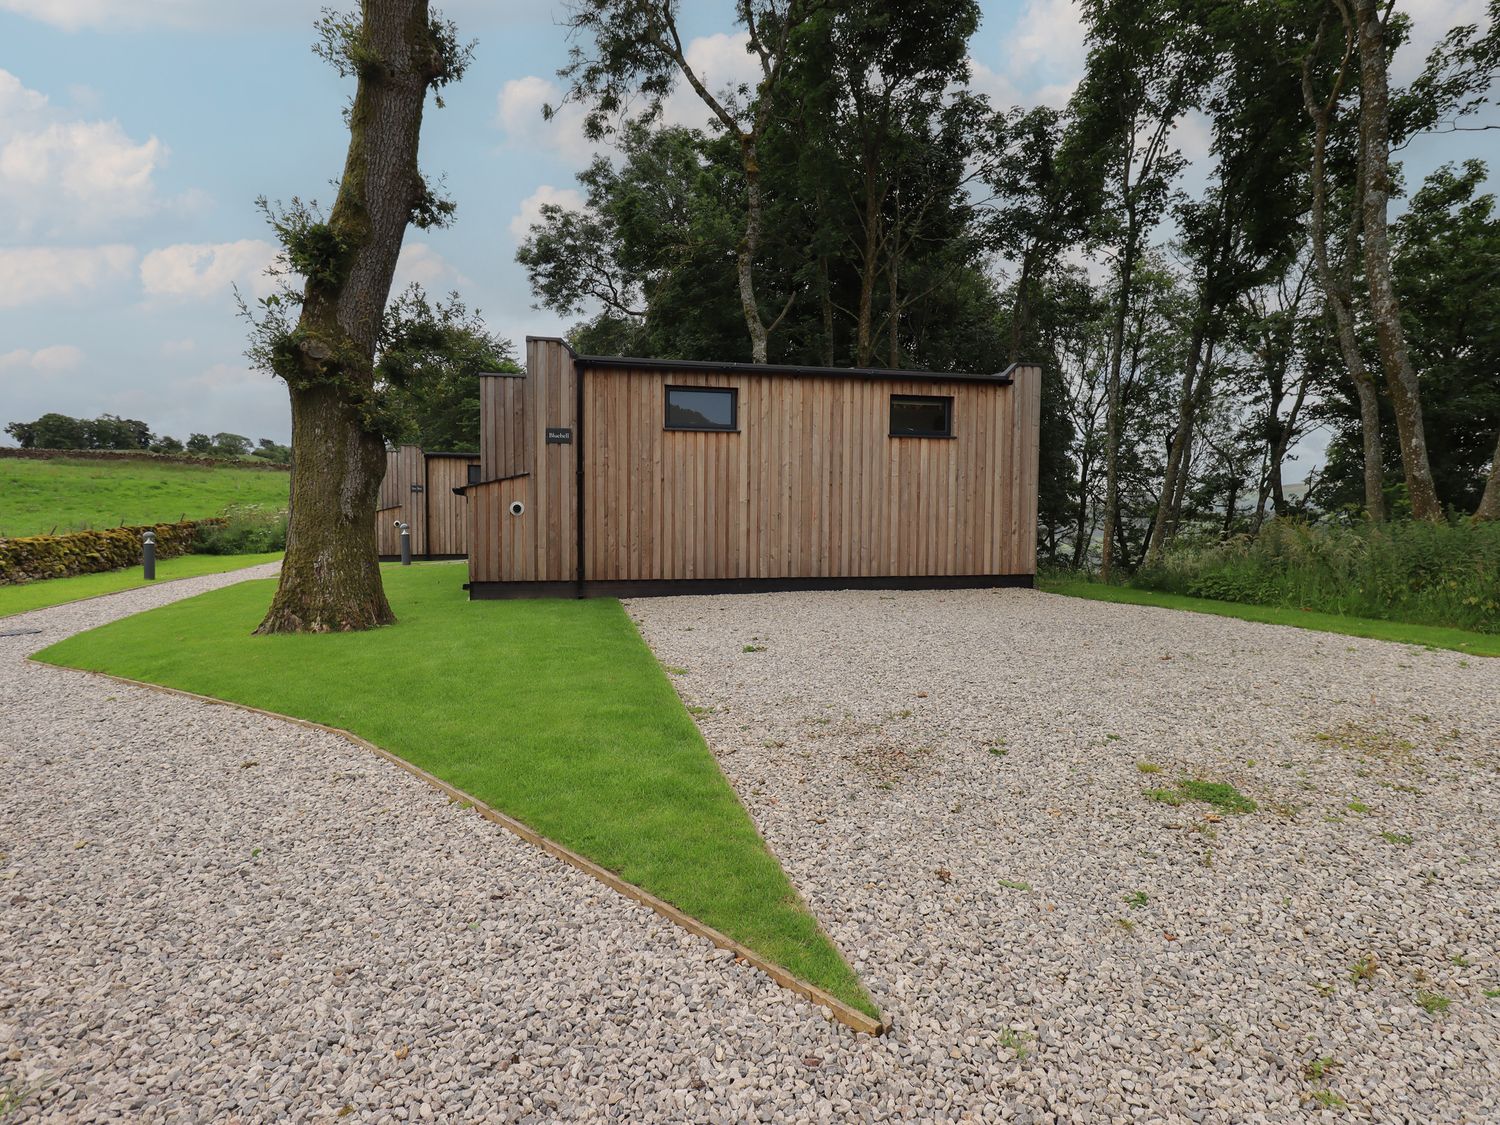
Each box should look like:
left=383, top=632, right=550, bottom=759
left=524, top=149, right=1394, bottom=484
left=193, top=504, right=288, bottom=554
left=1135, top=519, right=1500, bottom=634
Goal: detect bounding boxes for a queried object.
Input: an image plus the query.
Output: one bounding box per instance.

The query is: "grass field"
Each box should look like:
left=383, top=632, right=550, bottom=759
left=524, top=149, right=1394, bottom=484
left=1041, top=577, right=1500, bottom=657
left=35, top=563, right=875, bottom=1017
left=1, top=457, right=289, bottom=537
left=0, top=553, right=282, bottom=619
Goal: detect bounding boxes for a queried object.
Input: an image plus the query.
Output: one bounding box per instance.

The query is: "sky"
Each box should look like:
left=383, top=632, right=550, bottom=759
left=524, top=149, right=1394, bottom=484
left=0, top=0, right=1491, bottom=458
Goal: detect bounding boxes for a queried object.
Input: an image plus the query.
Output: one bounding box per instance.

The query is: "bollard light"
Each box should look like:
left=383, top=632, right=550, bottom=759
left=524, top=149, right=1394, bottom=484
left=142, top=529, right=156, bottom=581
left=395, top=520, right=412, bottom=566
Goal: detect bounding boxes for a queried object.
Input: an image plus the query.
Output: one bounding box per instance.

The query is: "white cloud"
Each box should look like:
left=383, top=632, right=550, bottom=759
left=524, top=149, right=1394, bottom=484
left=966, top=57, right=1022, bottom=107
left=0, top=69, right=48, bottom=116
left=2, top=0, right=538, bottom=32
left=0, top=0, right=307, bottom=31
left=161, top=338, right=196, bottom=355
left=509, top=184, right=585, bottom=241
left=0, top=245, right=137, bottom=308
left=496, top=75, right=597, bottom=163
left=0, top=344, right=84, bottom=377
left=392, top=241, right=469, bottom=292
left=0, top=68, right=169, bottom=236
left=139, top=239, right=279, bottom=300
left=662, top=32, right=761, bottom=128
left=181, top=362, right=259, bottom=391
left=1395, top=0, right=1489, bottom=79
left=975, top=0, right=1085, bottom=108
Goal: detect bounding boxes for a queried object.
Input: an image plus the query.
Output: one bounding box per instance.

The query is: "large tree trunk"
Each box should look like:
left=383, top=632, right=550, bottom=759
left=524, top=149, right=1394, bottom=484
left=273, top=387, right=392, bottom=632
left=257, top=0, right=445, bottom=634
left=737, top=135, right=771, bottom=364
left=1099, top=215, right=1137, bottom=583
left=855, top=171, right=881, bottom=366
left=1143, top=317, right=1208, bottom=569
left=818, top=254, right=835, bottom=366
left=1475, top=429, right=1500, bottom=520
left=1300, top=20, right=1385, bottom=521
left=1352, top=0, right=1443, bottom=520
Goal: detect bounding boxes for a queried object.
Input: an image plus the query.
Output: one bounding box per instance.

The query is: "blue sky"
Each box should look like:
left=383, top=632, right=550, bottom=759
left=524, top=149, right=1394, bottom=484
left=0, top=0, right=1488, bottom=452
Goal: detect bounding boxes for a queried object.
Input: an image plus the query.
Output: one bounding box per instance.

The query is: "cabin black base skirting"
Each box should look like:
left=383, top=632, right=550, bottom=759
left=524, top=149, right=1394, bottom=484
left=378, top=553, right=468, bottom=563
left=468, top=573, right=1036, bottom=600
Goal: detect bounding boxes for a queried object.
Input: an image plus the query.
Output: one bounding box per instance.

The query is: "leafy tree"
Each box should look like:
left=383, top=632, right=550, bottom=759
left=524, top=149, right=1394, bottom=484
left=152, top=435, right=186, bottom=454
left=1391, top=161, right=1500, bottom=514
left=377, top=284, right=521, bottom=450
left=185, top=433, right=215, bottom=454
left=208, top=433, right=251, bottom=458
left=1068, top=0, right=1213, bottom=579
left=1141, top=0, right=1309, bottom=567
left=241, top=0, right=472, bottom=633
left=6, top=414, right=87, bottom=449
left=252, top=438, right=292, bottom=463
left=556, top=0, right=831, bottom=362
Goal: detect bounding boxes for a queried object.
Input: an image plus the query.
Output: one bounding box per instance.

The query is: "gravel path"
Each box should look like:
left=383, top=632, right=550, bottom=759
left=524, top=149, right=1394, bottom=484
left=4, top=576, right=1497, bottom=1122
left=627, top=588, right=1500, bottom=1124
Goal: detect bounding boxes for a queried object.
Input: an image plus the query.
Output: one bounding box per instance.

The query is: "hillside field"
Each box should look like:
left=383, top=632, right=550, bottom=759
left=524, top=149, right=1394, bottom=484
left=1, top=456, right=289, bottom=538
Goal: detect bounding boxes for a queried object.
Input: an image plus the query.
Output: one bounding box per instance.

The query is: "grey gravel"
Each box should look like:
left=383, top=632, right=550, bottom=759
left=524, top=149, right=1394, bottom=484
left=628, top=588, right=1500, bottom=1124
left=3, top=574, right=1496, bottom=1122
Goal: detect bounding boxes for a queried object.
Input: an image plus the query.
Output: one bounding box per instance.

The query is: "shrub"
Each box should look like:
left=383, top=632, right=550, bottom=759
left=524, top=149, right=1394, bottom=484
left=194, top=504, right=288, bottom=555
left=1136, top=519, right=1500, bottom=634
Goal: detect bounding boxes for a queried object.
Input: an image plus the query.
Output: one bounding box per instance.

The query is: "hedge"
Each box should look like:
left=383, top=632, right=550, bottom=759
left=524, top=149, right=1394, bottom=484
left=0, top=448, right=289, bottom=471
left=0, top=520, right=222, bottom=584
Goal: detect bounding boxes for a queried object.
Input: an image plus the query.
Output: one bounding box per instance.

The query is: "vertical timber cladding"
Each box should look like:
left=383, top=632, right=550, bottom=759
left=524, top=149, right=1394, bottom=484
left=376, top=444, right=426, bottom=556
left=377, top=446, right=478, bottom=558
left=581, top=363, right=1040, bottom=582
left=422, top=455, right=479, bottom=557
left=470, top=337, right=1039, bottom=588
left=469, top=341, right=576, bottom=584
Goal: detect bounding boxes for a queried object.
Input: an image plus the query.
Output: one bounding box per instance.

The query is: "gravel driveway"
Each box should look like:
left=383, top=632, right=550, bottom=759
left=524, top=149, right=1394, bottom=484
left=627, top=588, right=1500, bottom=1124
left=4, top=576, right=1497, bottom=1122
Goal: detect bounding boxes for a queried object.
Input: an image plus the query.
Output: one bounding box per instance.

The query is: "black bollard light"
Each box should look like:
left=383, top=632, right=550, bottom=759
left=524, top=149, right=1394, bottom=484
left=142, top=529, right=156, bottom=581
left=396, top=520, right=412, bottom=566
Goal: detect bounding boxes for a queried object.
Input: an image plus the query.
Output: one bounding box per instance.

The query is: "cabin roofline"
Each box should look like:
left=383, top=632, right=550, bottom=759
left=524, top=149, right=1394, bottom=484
left=476, top=337, right=1030, bottom=385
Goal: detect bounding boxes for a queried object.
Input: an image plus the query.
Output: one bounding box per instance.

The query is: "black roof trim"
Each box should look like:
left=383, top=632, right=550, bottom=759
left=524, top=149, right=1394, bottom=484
left=422, top=450, right=480, bottom=459
left=513, top=336, right=1022, bottom=385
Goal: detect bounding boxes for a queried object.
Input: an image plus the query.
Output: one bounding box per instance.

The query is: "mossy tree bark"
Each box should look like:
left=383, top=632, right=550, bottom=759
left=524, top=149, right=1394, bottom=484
left=257, top=0, right=457, bottom=634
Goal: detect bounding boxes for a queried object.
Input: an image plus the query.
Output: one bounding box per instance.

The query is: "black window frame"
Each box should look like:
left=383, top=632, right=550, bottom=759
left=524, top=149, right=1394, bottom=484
left=466, top=463, right=482, bottom=485
left=889, top=393, right=954, bottom=438
left=664, top=384, right=739, bottom=433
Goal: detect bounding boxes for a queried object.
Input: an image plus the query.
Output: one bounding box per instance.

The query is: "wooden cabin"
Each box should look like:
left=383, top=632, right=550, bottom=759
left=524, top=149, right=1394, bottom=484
left=464, top=337, right=1040, bottom=598
left=376, top=445, right=479, bottom=560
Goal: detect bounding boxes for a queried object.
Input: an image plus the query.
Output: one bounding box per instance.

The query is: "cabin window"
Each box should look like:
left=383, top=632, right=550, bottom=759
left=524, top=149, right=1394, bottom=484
left=665, top=386, right=738, bottom=432
left=889, top=394, right=953, bottom=438
left=467, top=464, right=481, bottom=485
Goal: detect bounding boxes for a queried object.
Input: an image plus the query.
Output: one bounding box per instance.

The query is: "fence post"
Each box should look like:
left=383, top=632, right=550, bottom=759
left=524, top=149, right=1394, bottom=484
left=142, top=530, right=156, bottom=581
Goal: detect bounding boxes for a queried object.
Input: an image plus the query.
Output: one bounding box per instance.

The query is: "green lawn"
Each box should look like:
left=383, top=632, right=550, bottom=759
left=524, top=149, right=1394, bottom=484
left=1041, top=577, right=1500, bottom=657
left=1, top=457, right=289, bottom=537
left=1, top=553, right=282, bottom=619
left=35, top=563, right=875, bottom=1017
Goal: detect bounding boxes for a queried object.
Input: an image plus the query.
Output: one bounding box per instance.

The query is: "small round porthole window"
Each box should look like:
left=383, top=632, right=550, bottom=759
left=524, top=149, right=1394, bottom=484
left=509, top=500, right=525, bottom=516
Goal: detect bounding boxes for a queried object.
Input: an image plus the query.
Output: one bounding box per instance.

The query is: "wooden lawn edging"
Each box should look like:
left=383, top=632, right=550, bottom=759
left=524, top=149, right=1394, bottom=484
left=39, top=662, right=888, bottom=1037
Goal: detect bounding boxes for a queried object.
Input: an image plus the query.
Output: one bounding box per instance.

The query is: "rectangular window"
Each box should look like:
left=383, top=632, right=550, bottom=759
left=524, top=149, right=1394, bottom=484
left=665, top=385, right=738, bottom=432
left=890, top=394, right=953, bottom=437
left=467, top=463, right=481, bottom=485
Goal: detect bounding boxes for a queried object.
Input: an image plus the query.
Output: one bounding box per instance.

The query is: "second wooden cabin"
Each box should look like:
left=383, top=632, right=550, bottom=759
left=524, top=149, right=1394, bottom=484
left=463, top=337, right=1040, bottom=598
left=376, top=444, right=479, bottom=560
